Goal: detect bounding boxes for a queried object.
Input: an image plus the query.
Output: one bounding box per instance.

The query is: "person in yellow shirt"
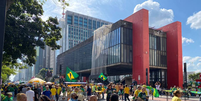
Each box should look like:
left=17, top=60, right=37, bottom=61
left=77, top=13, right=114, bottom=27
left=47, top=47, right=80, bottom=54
left=124, top=85, right=130, bottom=101
left=56, top=84, right=61, bottom=101
left=134, top=85, right=141, bottom=99
left=50, top=85, right=57, bottom=101
left=115, top=83, right=119, bottom=93
left=142, top=85, right=148, bottom=96
left=172, top=90, right=182, bottom=101
left=101, top=85, right=105, bottom=99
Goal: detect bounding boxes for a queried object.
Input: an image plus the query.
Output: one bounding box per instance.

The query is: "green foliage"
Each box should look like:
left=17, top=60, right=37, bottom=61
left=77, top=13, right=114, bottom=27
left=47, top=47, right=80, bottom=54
left=1, top=65, right=17, bottom=83
left=50, top=75, right=59, bottom=82
left=189, top=72, right=200, bottom=81
left=36, top=68, right=47, bottom=80
left=4, top=0, right=62, bottom=67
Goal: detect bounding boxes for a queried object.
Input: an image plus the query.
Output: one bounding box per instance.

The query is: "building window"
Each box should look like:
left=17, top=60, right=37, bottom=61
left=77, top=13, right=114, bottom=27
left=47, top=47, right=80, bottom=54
left=79, top=17, right=83, bottom=27
left=67, top=15, right=72, bottom=24
left=97, top=21, right=100, bottom=28
left=74, top=16, right=78, bottom=25
left=84, top=18, right=87, bottom=28
left=93, top=20, right=96, bottom=30
left=88, top=19, right=92, bottom=29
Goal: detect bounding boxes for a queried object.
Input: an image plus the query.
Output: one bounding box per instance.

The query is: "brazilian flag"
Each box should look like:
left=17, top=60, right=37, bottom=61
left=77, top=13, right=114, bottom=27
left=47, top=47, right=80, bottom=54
left=66, top=67, right=79, bottom=82
left=153, top=88, right=159, bottom=97
left=99, top=73, right=107, bottom=81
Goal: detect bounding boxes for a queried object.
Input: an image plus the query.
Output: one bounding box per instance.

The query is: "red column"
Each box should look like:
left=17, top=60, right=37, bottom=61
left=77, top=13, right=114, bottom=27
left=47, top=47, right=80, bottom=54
left=83, top=77, right=89, bottom=82
left=124, top=9, right=149, bottom=85
left=158, top=21, right=183, bottom=88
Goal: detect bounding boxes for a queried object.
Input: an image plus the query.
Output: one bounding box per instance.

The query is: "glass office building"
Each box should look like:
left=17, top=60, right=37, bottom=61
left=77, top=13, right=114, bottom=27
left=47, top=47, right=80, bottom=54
left=57, top=20, right=168, bottom=87
left=59, top=10, right=111, bottom=53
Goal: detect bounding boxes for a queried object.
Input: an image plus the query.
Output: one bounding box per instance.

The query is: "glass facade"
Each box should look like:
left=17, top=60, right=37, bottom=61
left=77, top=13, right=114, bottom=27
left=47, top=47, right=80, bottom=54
left=91, top=21, right=133, bottom=76
left=149, top=33, right=167, bottom=67
left=59, top=39, right=93, bottom=72
left=149, top=69, right=167, bottom=88
left=149, top=29, right=167, bottom=88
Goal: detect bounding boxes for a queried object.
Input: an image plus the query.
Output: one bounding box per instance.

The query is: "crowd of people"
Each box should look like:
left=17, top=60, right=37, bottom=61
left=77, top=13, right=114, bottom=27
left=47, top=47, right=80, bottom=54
left=0, top=80, right=184, bottom=101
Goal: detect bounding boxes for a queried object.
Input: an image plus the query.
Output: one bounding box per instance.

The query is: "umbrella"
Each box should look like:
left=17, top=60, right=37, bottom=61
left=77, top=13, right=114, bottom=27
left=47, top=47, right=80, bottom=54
left=46, top=82, right=53, bottom=85
left=28, top=78, right=46, bottom=84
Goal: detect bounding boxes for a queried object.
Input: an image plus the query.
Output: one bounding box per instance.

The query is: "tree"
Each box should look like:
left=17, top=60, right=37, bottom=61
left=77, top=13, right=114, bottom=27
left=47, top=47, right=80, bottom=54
left=1, top=65, right=16, bottom=83
left=1, top=0, right=64, bottom=81
left=189, top=72, right=200, bottom=81
left=5, top=0, right=69, bottom=12
left=3, top=0, right=61, bottom=66
left=36, top=68, right=47, bottom=80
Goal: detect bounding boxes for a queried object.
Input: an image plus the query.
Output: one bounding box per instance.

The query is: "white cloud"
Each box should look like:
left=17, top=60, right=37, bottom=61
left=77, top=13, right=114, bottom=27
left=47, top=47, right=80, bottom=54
left=187, top=11, right=201, bottom=29
left=197, top=63, right=201, bottom=66
left=41, top=0, right=122, bottom=21
left=183, top=56, right=191, bottom=62
left=133, top=0, right=174, bottom=28
left=182, top=37, right=194, bottom=44
left=183, top=56, right=201, bottom=72
left=200, top=45, right=201, bottom=47
left=188, top=56, right=201, bottom=63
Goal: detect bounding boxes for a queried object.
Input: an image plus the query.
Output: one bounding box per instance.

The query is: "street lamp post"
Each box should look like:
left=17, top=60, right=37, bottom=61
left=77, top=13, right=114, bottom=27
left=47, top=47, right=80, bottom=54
left=0, top=0, right=7, bottom=100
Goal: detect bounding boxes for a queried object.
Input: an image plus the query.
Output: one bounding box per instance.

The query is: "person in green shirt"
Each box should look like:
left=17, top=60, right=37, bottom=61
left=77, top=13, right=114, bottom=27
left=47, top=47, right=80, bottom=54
left=7, top=85, right=15, bottom=98
left=2, top=92, right=13, bottom=101
left=1, top=91, right=6, bottom=101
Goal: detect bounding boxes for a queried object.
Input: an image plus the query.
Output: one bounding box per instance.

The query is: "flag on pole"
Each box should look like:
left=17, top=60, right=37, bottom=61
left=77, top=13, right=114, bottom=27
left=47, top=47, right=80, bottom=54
left=99, top=73, right=107, bottom=81
left=66, top=67, right=79, bottom=82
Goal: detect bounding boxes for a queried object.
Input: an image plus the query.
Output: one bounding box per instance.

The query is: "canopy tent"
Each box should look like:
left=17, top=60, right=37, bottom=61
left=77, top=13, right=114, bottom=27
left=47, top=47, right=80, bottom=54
left=28, top=78, right=46, bottom=84
left=46, top=82, right=53, bottom=85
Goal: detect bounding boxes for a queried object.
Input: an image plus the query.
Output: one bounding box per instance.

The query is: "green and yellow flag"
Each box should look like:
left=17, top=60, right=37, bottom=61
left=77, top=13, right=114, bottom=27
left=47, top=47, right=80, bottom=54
left=99, top=73, right=107, bottom=81
left=66, top=67, right=79, bottom=82
left=153, top=88, right=159, bottom=97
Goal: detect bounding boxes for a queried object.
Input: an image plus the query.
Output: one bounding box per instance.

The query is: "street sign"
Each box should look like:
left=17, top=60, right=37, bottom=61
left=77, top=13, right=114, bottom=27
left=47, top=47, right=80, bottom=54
left=138, top=75, right=140, bottom=80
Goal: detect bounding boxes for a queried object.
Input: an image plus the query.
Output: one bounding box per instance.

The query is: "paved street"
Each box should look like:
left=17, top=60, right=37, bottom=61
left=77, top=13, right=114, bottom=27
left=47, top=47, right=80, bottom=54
left=56, top=95, right=199, bottom=101
left=12, top=95, right=199, bottom=101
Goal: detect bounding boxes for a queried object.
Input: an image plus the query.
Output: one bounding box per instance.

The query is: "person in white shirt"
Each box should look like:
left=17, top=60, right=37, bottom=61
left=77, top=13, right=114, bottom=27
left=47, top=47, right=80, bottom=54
left=26, top=87, right=35, bottom=101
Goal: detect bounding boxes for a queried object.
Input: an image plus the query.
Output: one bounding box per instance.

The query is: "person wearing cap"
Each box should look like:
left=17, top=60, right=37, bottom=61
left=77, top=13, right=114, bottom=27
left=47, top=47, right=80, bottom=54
left=2, top=92, right=13, bottom=101
left=51, top=85, right=57, bottom=101
left=133, top=85, right=142, bottom=100
left=43, top=85, right=52, bottom=99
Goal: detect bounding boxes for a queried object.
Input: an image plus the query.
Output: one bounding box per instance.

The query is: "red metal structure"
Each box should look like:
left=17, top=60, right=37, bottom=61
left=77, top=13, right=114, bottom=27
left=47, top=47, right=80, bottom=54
left=124, top=9, right=150, bottom=85
left=124, top=9, right=183, bottom=88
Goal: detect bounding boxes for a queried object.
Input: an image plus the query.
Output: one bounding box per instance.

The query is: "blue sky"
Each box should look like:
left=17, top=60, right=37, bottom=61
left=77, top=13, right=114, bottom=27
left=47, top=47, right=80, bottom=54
left=42, top=0, right=201, bottom=72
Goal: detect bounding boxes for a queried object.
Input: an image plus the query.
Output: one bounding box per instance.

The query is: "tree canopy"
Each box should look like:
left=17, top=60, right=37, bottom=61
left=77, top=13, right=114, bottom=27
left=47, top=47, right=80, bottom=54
left=188, top=72, right=201, bottom=81
left=2, top=0, right=63, bottom=81
left=4, top=0, right=61, bottom=66
left=36, top=68, right=47, bottom=80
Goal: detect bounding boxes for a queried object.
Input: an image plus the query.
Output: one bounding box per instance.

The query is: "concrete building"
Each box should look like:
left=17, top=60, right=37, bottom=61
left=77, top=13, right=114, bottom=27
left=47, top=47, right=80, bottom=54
left=57, top=9, right=183, bottom=88
left=34, top=47, right=44, bottom=75
left=59, top=10, right=111, bottom=53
